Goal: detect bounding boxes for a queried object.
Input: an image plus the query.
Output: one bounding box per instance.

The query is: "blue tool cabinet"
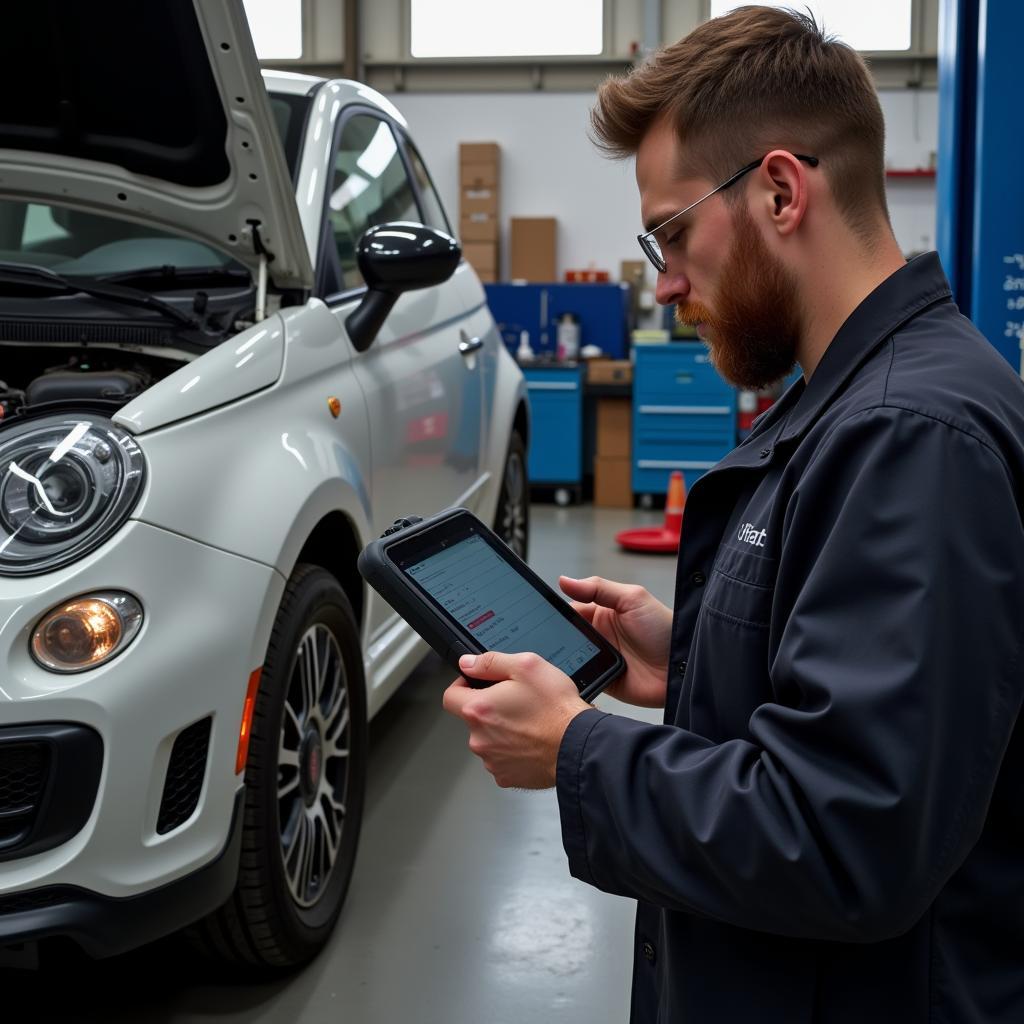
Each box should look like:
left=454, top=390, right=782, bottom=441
left=631, top=343, right=736, bottom=497
left=523, top=364, right=584, bottom=502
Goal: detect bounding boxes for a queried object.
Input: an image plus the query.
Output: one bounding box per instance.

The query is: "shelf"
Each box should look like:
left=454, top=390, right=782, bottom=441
left=886, top=169, right=936, bottom=178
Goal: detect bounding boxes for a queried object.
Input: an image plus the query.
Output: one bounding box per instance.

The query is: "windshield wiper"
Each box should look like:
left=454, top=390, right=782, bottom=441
left=0, top=261, right=198, bottom=329
left=98, top=264, right=251, bottom=287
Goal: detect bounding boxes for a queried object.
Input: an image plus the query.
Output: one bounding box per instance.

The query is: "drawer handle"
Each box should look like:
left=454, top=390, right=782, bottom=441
left=676, top=372, right=695, bottom=384
left=527, top=381, right=579, bottom=391
left=638, top=405, right=731, bottom=415
left=638, top=459, right=718, bottom=470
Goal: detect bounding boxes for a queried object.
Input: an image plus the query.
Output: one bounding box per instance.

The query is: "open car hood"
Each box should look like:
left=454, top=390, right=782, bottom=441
left=0, top=0, right=313, bottom=290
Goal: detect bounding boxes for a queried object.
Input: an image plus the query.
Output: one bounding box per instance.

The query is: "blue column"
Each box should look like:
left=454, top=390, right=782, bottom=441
left=938, top=0, right=1024, bottom=370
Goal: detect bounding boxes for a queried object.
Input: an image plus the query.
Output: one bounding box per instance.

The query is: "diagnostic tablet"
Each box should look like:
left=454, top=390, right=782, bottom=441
left=357, top=507, right=624, bottom=701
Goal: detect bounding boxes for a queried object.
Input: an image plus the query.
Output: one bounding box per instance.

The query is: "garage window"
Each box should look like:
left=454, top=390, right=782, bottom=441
left=243, top=0, right=303, bottom=60
left=410, top=0, right=603, bottom=58
left=328, top=116, right=421, bottom=291
left=708, top=0, right=912, bottom=52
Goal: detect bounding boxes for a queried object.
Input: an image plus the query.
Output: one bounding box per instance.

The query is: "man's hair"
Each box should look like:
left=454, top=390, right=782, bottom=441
left=591, top=5, right=890, bottom=241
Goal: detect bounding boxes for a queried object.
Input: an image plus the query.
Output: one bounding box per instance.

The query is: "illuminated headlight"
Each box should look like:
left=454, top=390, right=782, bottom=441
left=0, top=414, right=145, bottom=575
left=31, top=592, right=143, bottom=672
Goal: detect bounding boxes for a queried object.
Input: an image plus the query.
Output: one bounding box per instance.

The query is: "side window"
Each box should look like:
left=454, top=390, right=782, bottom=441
left=406, top=143, right=451, bottom=234
left=328, top=115, right=420, bottom=291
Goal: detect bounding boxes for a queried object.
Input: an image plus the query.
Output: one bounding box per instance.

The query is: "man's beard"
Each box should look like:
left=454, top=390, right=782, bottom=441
left=675, top=204, right=801, bottom=389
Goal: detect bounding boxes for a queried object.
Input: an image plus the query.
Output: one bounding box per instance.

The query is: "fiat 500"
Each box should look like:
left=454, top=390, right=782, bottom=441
left=0, top=0, right=528, bottom=968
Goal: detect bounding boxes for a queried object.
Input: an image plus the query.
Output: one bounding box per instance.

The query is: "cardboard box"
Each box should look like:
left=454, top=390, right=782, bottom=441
left=596, top=398, right=631, bottom=458
left=459, top=142, right=500, bottom=165
left=460, top=186, right=498, bottom=217
left=594, top=456, right=633, bottom=508
left=510, top=217, right=556, bottom=282
left=463, top=241, right=498, bottom=277
left=460, top=212, right=499, bottom=242
left=460, top=161, right=499, bottom=189
left=619, top=260, right=647, bottom=288
left=587, top=359, right=633, bottom=386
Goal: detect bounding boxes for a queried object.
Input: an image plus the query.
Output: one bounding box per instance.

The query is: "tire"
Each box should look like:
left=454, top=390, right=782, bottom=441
left=189, top=564, right=367, bottom=968
left=494, top=431, right=529, bottom=561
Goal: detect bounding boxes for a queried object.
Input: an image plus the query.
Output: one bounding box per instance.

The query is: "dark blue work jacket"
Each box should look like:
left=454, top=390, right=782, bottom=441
left=557, top=253, right=1024, bottom=1022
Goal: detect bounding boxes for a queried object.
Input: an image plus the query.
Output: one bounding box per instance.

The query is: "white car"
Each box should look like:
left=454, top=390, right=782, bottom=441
left=0, top=1, right=528, bottom=968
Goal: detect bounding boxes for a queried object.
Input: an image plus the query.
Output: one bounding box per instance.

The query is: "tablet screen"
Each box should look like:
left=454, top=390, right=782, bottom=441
left=403, top=532, right=600, bottom=675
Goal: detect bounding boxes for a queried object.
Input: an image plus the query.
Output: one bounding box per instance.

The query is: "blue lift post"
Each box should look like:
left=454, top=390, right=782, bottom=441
left=937, top=0, right=1024, bottom=372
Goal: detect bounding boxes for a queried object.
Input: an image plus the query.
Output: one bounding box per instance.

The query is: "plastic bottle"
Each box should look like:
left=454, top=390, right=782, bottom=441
left=516, top=329, right=534, bottom=362
left=556, top=313, right=580, bottom=361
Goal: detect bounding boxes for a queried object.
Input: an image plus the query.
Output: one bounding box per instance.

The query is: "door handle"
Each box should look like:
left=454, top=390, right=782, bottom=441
left=459, top=336, right=484, bottom=355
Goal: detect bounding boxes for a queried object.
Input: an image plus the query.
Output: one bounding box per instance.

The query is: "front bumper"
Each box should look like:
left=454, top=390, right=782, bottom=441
left=0, top=787, right=243, bottom=959
left=0, top=519, right=283, bottom=911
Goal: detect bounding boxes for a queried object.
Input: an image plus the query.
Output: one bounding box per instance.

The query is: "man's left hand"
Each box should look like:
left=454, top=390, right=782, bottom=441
left=442, top=651, right=591, bottom=789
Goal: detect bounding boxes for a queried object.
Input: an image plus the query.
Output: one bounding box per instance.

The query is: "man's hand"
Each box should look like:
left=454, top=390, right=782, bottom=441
left=559, top=576, right=672, bottom=708
left=442, top=651, right=591, bottom=789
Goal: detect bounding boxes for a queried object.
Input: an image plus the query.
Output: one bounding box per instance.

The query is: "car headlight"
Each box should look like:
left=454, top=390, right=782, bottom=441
left=0, top=413, right=145, bottom=575
left=31, top=591, right=144, bottom=672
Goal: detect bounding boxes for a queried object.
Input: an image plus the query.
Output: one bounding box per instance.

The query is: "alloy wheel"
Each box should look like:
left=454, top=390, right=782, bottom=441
left=278, top=624, right=351, bottom=909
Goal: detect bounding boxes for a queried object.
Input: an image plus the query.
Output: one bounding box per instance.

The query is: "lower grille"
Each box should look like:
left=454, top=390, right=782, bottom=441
left=0, top=744, right=49, bottom=849
left=157, top=717, right=211, bottom=835
left=0, top=724, right=102, bottom=862
left=0, top=886, right=72, bottom=915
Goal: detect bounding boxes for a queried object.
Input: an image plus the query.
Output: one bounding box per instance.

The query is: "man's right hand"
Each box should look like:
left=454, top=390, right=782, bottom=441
left=559, top=576, right=672, bottom=708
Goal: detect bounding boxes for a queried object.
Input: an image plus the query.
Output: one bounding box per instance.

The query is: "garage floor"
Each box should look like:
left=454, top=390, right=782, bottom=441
left=6, top=504, right=677, bottom=1024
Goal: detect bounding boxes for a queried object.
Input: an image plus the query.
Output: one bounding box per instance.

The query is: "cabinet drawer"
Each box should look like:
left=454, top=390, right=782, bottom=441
left=524, top=366, right=583, bottom=390
left=634, top=352, right=734, bottom=407
left=634, top=407, right=735, bottom=445
left=634, top=361, right=726, bottom=399
left=632, top=438, right=732, bottom=494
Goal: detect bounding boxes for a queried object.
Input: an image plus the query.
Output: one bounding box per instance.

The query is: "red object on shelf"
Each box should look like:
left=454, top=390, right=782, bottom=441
left=564, top=268, right=610, bottom=282
left=885, top=169, right=936, bottom=178
left=616, top=471, right=686, bottom=554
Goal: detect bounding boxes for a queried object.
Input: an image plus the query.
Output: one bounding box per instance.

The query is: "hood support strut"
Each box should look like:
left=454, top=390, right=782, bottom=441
left=255, top=254, right=268, bottom=322
left=247, top=219, right=274, bottom=322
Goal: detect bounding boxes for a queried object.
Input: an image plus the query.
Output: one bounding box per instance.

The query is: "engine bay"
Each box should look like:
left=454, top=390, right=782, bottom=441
left=0, top=346, right=188, bottom=419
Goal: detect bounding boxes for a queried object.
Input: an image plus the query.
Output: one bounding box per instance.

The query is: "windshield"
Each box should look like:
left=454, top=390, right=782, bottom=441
left=0, top=200, right=250, bottom=279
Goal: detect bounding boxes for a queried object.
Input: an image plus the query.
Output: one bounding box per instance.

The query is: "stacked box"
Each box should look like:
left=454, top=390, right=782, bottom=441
left=459, top=142, right=500, bottom=281
left=594, top=398, right=632, bottom=507
left=510, top=217, right=557, bottom=282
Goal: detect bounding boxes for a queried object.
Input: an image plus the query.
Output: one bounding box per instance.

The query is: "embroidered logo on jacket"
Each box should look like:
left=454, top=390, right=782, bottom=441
left=737, top=522, right=767, bottom=548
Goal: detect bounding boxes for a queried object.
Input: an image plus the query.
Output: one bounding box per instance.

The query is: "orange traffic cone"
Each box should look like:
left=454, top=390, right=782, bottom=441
left=615, top=471, right=687, bottom=553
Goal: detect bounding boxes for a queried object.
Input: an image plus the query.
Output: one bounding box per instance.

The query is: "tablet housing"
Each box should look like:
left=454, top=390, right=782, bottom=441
left=357, top=507, right=624, bottom=700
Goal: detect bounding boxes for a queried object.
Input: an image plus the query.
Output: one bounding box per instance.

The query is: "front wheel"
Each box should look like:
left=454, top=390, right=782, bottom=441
left=494, top=431, right=529, bottom=561
left=190, top=565, right=367, bottom=968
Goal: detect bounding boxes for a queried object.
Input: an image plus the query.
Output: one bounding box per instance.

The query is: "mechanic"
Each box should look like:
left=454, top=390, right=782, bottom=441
left=443, top=7, right=1024, bottom=1022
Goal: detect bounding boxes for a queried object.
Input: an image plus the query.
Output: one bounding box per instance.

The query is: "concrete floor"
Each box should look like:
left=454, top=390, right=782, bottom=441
left=5, top=505, right=677, bottom=1023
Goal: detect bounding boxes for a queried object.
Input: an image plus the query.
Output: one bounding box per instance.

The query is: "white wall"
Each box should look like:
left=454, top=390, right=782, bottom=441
left=390, top=86, right=939, bottom=288
left=879, top=88, right=940, bottom=254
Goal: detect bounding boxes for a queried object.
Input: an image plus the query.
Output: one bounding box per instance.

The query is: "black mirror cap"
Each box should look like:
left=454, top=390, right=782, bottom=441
left=355, top=222, right=461, bottom=294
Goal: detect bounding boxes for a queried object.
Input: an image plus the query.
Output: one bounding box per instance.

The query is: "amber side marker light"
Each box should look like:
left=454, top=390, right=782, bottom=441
left=236, top=668, right=262, bottom=775
left=328, top=396, right=341, bottom=418
left=31, top=593, right=143, bottom=673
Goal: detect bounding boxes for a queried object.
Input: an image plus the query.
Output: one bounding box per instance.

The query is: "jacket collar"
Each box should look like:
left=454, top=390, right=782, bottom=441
left=778, top=252, right=952, bottom=444
left=715, top=252, right=952, bottom=472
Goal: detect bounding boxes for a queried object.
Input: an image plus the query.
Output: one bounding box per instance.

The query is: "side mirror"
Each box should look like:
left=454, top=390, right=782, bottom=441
left=345, top=222, right=462, bottom=352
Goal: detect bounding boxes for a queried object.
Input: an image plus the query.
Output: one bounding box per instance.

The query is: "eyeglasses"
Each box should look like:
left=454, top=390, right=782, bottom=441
left=637, top=153, right=820, bottom=273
